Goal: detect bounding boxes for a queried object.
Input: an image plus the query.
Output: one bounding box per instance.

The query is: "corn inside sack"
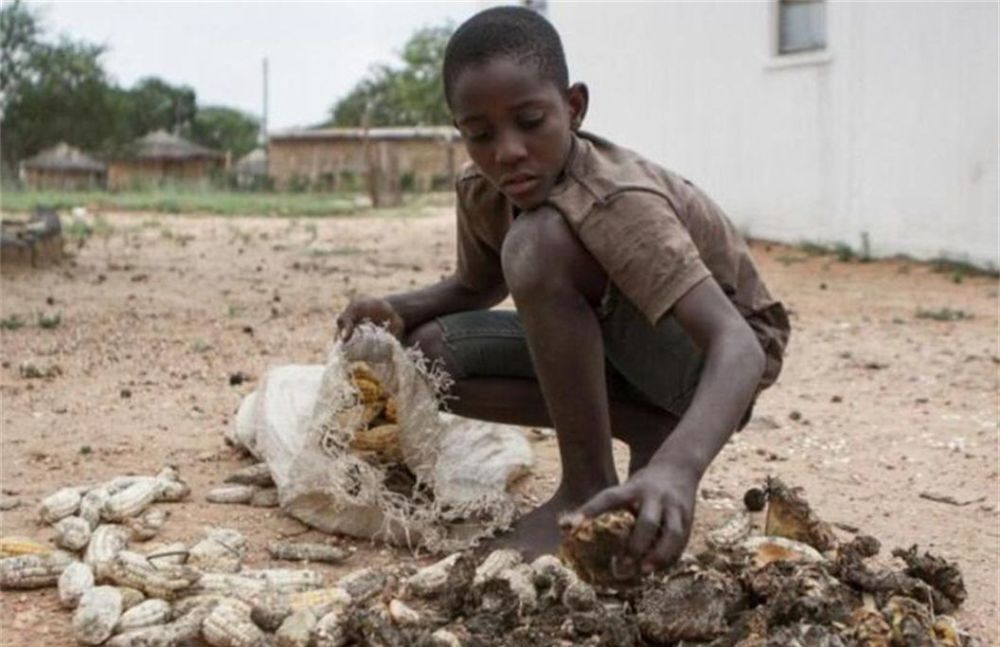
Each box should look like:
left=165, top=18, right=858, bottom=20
left=243, top=324, right=533, bottom=551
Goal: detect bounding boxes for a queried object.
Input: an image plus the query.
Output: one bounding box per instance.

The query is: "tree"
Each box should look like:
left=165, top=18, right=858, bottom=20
left=123, top=77, right=198, bottom=139
left=190, top=106, right=260, bottom=158
left=329, top=24, right=452, bottom=128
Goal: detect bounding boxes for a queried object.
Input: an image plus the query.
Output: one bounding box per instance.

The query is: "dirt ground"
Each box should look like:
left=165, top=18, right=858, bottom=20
left=1, top=207, right=997, bottom=644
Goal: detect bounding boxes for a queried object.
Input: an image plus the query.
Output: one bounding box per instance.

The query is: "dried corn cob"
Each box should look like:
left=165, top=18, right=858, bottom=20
left=114, top=598, right=172, bottom=633
left=73, top=585, right=123, bottom=645
left=155, top=478, right=191, bottom=503
left=312, top=609, right=348, bottom=647
left=201, top=598, right=268, bottom=647
left=54, top=515, right=92, bottom=551
left=706, top=511, right=752, bottom=550
left=118, top=586, right=146, bottom=610
left=104, top=479, right=160, bottom=521
left=104, top=551, right=201, bottom=600
left=107, top=602, right=215, bottom=647
left=427, top=629, right=462, bottom=647
left=125, top=508, right=169, bottom=542
left=39, top=486, right=84, bottom=524
left=187, top=528, right=247, bottom=573
left=85, top=524, right=129, bottom=578
left=206, top=485, right=258, bottom=504
left=251, top=587, right=351, bottom=631
left=58, top=561, right=95, bottom=608
left=350, top=423, right=403, bottom=463
left=79, top=488, right=109, bottom=530
left=241, top=567, right=325, bottom=593
left=224, top=463, right=274, bottom=487
left=336, top=567, right=386, bottom=602
left=474, top=549, right=523, bottom=586
left=388, top=598, right=422, bottom=626
left=156, top=466, right=180, bottom=483
left=404, top=553, right=463, bottom=598
left=266, top=541, right=350, bottom=564
left=384, top=397, right=398, bottom=423
left=172, top=594, right=224, bottom=619
left=249, top=487, right=279, bottom=508
left=352, top=376, right=383, bottom=404
left=188, top=573, right=267, bottom=599
left=275, top=608, right=317, bottom=647
left=0, top=549, right=74, bottom=589
left=144, top=541, right=188, bottom=566
left=0, top=535, right=53, bottom=558
left=105, top=476, right=151, bottom=494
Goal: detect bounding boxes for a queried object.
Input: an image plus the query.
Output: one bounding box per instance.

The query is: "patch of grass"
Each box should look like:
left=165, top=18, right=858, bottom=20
left=776, top=254, right=808, bottom=266
left=2, top=188, right=365, bottom=217
left=930, top=258, right=998, bottom=283
left=0, top=315, right=25, bottom=331
left=915, top=307, right=973, bottom=322
left=37, top=312, right=61, bottom=329
left=833, top=243, right=857, bottom=263
left=797, top=241, right=831, bottom=256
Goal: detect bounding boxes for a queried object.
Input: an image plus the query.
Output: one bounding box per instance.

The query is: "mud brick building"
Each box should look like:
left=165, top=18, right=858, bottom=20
left=107, top=130, right=225, bottom=190
left=19, top=143, right=106, bottom=190
left=267, top=126, right=466, bottom=192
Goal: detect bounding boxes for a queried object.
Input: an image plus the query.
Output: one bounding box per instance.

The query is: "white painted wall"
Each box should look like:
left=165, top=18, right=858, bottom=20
left=549, top=1, right=998, bottom=267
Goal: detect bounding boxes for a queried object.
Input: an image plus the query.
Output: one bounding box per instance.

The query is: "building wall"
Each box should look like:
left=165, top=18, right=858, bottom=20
left=268, top=137, right=467, bottom=192
left=107, top=159, right=221, bottom=190
left=22, top=168, right=105, bottom=190
left=550, top=2, right=998, bottom=266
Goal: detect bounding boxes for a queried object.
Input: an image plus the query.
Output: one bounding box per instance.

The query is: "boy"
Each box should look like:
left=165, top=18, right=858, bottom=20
left=337, top=7, right=789, bottom=571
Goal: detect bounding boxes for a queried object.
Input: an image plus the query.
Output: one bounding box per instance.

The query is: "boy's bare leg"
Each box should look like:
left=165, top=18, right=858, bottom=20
left=411, top=207, right=673, bottom=557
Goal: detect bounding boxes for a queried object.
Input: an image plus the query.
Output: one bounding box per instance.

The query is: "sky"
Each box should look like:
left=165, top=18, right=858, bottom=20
left=34, top=1, right=495, bottom=131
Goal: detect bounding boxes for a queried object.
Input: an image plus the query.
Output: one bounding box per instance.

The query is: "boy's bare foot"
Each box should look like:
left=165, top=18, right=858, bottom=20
left=489, top=487, right=598, bottom=560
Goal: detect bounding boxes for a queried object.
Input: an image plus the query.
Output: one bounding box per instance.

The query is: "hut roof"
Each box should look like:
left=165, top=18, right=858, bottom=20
left=269, top=125, right=458, bottom=143
left=234, top=147, right=267, bottom=176
left=21, top=143, right=106, bottom=172
left=132, top=130, right=223, bottom=161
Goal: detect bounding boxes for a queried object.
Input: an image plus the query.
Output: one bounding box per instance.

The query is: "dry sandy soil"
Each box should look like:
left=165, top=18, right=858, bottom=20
left=1, top=207, right=997, bottom=644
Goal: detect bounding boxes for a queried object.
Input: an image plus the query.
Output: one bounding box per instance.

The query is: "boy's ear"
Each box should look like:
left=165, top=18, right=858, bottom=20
left=567, top=82, right=589, bottom=132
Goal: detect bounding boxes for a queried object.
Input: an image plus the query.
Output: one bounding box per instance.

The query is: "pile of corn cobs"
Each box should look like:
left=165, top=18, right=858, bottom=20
left=1, top=470, right=980, bottom=646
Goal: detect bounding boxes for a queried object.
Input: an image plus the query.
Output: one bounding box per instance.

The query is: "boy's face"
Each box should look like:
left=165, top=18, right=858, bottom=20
left=450, top=57, right=587, bottom=211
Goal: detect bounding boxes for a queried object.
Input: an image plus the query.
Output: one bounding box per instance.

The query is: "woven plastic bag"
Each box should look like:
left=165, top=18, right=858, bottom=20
left=230, top=324, right=533, bottom=551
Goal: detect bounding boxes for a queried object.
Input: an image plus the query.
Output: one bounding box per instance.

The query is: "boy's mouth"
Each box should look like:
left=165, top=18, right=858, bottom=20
left=500, top=173, right=540, bottom=198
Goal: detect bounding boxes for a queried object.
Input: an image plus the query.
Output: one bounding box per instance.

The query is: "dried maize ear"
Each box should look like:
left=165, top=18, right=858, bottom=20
left=764, top=477, right=838, bottom=552
left=0, top=549, right=74, bottom=589
left=266, top=541, right=350, bottom=564
left=427, top=629, right=462, bottom=647
left=252, top=587, right=350, bottom=631
left=155, top=478, right=191, bottom=503
left=241, top=567, right=325, bottom=593
left=349, top=361, right=381, bottom=389
left=104, top=550, right=201, bottom=600
left=0, top=535, right=53, bottom=558
left=206, top=485, right=258, bottom=504
left=404, top=553, right=464, bottom=599
left=383, top=397, right=398, bottom=423
left=473, top=549, right=523, bottom=586
left=187, top=528, right=247, bottom=573
left=276, top=608, right=316, bottom=647
left=58, top=561, right=95, bottom=608
left=188, top=573, right=267, bottom=599
left=107, top=601, right=215, bottom=647
left=388, top=598, right=422, bottom=626
left=85, top=524, right=130, bottom=578
left=558, top=510, right=642, bottom=587
left=706, top=511, right=752, bottom=550
left=105, top=476, right=153, bottom=494
left=172, top=594, right=224, bottom=619
left=224, top=463, right=274, bottom=487
left=249, top=487, right=279, bottom=508
left=352, top=376, right=383, bottom=404
left=39, top=486, right=84, bottom=524
left=201, top=597, right=268, bottom=647
left=145, top=541, right=189, bottom=566
left=104, top=479, right=160, bottom=522
left=311, top=609, right=348, bottom=647
left=156, top=466, right=180, bottom=483
left=350, top=423, right=403, bottom=463
left=54, top=515, right=92, bottom=551
left=114, top=598, right=172, bottom=633
left=79, top=487, right=110, bottom=530
left=118, top=585, right=146, bottom=610
left=73, top=585, right=123, bottom=645
left=125, top=508, right=169, bottom=542
left=335, top=567, right=386, bottom=602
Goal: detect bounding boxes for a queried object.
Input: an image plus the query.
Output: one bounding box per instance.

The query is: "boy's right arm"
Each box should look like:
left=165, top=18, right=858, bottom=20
left=337, top=274, right=508, bottom=340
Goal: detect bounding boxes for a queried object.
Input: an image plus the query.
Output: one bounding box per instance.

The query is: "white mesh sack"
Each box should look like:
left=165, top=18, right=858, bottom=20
left=231, top=324, right=533, bottom=552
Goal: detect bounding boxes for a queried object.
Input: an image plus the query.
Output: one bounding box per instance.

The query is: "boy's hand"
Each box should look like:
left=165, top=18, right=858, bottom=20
left=578, top=461, right=699, bottom=571
left=336, top=296, right=405, bottom=341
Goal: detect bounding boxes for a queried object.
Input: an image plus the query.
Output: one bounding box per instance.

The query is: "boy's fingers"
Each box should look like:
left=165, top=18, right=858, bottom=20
left=647, top=505, right=687, bottom=569
left=339, top=319, right=354, bottom=341
left=628, top=497, right=662, bottom=558
left=579, top=486, right=631, bottom=518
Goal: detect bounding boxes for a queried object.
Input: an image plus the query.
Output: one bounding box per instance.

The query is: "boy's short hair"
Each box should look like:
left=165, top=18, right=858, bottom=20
left=443, top=6, right=569, bottom=105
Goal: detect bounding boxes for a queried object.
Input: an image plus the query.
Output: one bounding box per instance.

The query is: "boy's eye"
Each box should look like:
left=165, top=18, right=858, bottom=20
left=517, top=114, right=544, bottom=129
left=464, top=130, right=492, bottom=143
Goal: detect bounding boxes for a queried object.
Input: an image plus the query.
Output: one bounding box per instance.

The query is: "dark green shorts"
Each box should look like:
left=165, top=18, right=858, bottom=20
left=436, top=287, right=705, bottom=418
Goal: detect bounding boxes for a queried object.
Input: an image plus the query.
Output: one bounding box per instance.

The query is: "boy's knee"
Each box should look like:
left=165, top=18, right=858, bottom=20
left=501, top=206, right=605, bottom=304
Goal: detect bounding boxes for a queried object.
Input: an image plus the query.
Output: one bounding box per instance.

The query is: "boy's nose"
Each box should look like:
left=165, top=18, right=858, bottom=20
left=494, top=132, right=527, bottom=166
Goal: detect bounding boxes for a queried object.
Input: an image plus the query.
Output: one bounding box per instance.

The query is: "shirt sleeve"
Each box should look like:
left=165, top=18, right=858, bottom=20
left=576, top=190, right=711, bottom=324
left=455, top=183, right=505, bottom=290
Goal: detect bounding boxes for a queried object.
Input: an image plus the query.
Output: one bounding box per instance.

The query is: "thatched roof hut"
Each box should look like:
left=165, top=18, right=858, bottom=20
left=20, top=143, right=106, bottom=189
left=108, top=130, right=224, bottom=190
left=233, top=147, right=268, bottom=187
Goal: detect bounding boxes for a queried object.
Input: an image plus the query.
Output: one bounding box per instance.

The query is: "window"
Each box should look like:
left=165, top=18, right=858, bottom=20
left=778, top=0, right=827, bottom=55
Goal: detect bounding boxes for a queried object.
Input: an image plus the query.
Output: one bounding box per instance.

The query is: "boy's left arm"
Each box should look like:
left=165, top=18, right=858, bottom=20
left=580, top=276, right=765, bottom=570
